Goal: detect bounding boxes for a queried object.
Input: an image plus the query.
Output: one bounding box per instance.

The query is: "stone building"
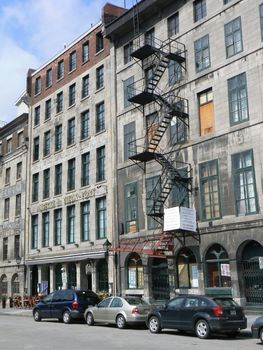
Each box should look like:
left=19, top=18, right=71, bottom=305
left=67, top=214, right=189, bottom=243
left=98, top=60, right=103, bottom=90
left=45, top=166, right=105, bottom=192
left=25, top=4, right=126, bottom=297
left=105, top=0, right=263, bottom=306
left=0, top=105, right=29, bottom=300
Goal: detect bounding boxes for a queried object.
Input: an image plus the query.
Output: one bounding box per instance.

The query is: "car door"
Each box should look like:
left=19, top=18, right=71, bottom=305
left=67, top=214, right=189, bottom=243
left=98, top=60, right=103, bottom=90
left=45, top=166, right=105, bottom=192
left=94, top=297, right=112, bottom=322
left=160, top=297, right=185, bottom=329
left=179, top=297, right=200, bottom=330
left=108, top=297, right=123, bottom=323
left=39, top=292, right=55, bottom=318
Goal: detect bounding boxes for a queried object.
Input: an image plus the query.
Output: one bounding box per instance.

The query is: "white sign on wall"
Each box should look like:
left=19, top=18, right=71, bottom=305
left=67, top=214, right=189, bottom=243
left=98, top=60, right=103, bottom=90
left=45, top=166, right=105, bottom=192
left=164, top=207, right=196, bottom=232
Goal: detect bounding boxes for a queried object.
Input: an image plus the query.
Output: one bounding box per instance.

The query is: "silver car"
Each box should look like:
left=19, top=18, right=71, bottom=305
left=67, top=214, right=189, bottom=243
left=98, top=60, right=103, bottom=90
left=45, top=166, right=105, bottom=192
left=84, top=296, right=151, bottom=329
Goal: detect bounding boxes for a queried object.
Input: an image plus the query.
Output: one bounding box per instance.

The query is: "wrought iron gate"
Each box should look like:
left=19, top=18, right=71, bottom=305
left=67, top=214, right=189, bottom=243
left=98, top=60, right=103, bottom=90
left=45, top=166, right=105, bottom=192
left=241, top=260, right=263, bottom=304
left=152, top=259, right=170, bottom=301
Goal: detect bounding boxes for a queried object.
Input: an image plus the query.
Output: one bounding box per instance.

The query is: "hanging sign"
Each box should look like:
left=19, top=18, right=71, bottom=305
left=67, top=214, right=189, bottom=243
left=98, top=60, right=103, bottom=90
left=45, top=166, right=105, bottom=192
left=164, top=207, right=196, bottom=232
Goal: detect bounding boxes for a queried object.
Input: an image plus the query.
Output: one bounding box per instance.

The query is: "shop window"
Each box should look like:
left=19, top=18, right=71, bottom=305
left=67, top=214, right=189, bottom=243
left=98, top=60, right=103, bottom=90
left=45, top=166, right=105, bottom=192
left=97, top=260, right=108, bottom=292
left=177, top=248, right=198, bottom=288
left=127, top=253, right=143, bottom=289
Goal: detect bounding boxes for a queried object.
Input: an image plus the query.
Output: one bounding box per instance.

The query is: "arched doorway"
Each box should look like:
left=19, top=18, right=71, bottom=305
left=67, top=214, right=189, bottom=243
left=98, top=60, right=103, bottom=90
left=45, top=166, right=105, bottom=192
left=11, top=274, right=20, bottom=295
left=127, top=253, right=143, bottom=290
left=31, top=266, right=38, bottom=295
left=151, top=258, right=169, bottom=301
left=240, top=240, right=263, bottom=304
left=177, top=248, right=198, bottom=289
left=97, top=260, right=108, bottom=292
left=0, top=275, right=8, bottom=296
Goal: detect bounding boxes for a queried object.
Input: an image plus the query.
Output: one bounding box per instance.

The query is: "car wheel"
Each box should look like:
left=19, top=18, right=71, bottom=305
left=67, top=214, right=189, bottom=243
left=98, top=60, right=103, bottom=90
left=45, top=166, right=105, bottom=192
left=86, top=312, right=94, bottom=326
left=148, top=316, right=161, bottom=334
left=62, top=311, right=71, bottom=324
left=33, top=309, right=41, bottom=322
left=260, top=328, right=263, bottom=344
left=116, top=314, right=126, bottom=329
left=195, top=319, right=210, bottom=339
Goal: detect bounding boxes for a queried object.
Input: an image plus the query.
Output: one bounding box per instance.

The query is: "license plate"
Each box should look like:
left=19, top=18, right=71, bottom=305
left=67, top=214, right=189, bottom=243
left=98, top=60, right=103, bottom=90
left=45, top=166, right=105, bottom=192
left=230, top=310, right=236, bottom=316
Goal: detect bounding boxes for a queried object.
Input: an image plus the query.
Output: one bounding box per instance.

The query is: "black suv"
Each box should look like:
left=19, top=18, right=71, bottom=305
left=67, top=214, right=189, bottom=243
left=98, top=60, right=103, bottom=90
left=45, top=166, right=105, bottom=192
left=147, top=295, right=247, bottom=339
left=33, top=289, right=100, bottom=324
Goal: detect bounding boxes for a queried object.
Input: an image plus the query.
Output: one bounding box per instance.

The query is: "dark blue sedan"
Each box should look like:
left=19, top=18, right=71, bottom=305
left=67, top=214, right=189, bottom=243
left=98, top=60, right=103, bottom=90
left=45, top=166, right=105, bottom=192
left=251, top=316, right=263, bottom=343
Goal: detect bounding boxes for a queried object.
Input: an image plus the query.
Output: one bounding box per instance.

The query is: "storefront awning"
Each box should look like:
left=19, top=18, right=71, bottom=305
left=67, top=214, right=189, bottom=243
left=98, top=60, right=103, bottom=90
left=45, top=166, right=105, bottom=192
left=26, top=251, right=106, bottom=266
left=110, top=234, right=174, bottom=257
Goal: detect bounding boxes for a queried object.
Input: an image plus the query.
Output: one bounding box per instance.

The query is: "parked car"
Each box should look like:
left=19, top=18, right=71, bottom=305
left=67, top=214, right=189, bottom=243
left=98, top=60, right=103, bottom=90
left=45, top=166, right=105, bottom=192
left=251, top=316, right=263, bottom=343
left=84, top=296, right=151, bottom=329
left=33, top=289, right=100, bottom=324
left=146, top=295, right=247, bottom=339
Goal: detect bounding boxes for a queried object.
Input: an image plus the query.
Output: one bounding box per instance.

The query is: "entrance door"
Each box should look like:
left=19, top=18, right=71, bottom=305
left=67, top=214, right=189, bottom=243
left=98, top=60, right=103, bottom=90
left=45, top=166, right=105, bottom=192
left=152, top=258, right=169, bottom=301
left=241, top=241, right=263, bottom=304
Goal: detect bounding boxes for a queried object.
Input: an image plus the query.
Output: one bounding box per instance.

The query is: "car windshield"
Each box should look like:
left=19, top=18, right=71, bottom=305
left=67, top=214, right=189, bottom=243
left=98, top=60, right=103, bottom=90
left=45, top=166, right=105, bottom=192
left=213, top=298, right=239, bottom=307
left=124, top=297, right=149, bottom=306
left=76, top=291, right=97, bottom=302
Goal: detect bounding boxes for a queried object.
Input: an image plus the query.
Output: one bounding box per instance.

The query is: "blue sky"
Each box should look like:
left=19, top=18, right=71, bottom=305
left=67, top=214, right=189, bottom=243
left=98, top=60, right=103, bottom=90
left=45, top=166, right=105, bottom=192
left=0, top=0, right=134, bottom=123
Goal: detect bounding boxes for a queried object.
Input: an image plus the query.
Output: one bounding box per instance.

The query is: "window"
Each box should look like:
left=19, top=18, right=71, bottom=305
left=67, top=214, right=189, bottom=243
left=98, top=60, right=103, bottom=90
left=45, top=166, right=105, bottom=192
left=54, top=163, right=62, bottom=195
left=14, top=235, right=20, bottom=259
left=56, top=91, right=63, bottom=113
left=81, top=201, right=90, bottom=241
left=123, top=76, right=134, bottom=108
left=43, top=168, right=50, bottom=199
left=124, top=122, right=136, bottom=160
left=260, top=4, right=263, bottom=40
left=81, top=110, right=89, bottom=139
left=124, top=41, right=133, bottom=64
left=57, top=60, right=64, bottom=80
left=96, top=65, right=104, bottom=90
left=96, top=146, right=105, bottom=182
left=127, top=253, right=143, bottom=289
left=177, top=248, right=198, bottom=288
left=54, top=209, right=62, bottom=246
left=33, top=136, right=39, bottom=161
left=35, top=76, right=41, bottom=95
left=3, top=238, right=8, bottom=260
left=42, top=212, right=49, bottom=247
left=67, top=205, right=75, bottom=243
left=96, top=32, right=104, bottom=52
left=146, top=176, right=161, bottom=229
left=34, top=106, right=40, bottom=126
left=168, top=12, right=179, bottom=37
left=67, top=118, right=75, bottom=146
left=96, top=101, right=105, bottom=133
left=7, top=138, right=12, bottom=153
left=232, top=150, right=258, bottom=215
left=4, top=198, right=10, bottom=220
left=43, top=130, right=51, bottom=157
left=168, top=60, right=182, bottom=86
left=46, top=68, right=52, bottom=88
left=67, top=158, right=75, bottom=191
left=199, top=89, right=214, bottom=135
left=81, top=152, right=90, bottom=187
left=55, top=124, right=62, bottom=152
left=199, top=160, right=221, bottom=220
left=206, top=244, right=231, bottom=287
left=98, top=261, right=108, bottom=292
left=125, top=182, right=137, bottom=233
left=82, top=41, right=89, bottom=62
left=69, top=51, right=77, bottom=71
left=31, top=215, right=38, bottom=249
left=5, top=168, right=10, bottom=185
left=45, top=99, right=51, bottom=120
left=225, top=17, right=243, bottom=58
left=170, top=116, right=187, bottom=144
left=82, top=75, right=89, bottom=98
left=16, top=162, right=22, bottom=180
left=17, top=132, right=23, bottom=147
left=32, top=173, right=39, bottom=202
left=193, top=0, right=207, bottom=22
left=69, top=83, right=76, bottom=106
left=12, top=274, right=20, bottom=294
left=228, top=73, right=248, bottom=125
left=194, top=35, right=210, bottom=72
left=15, top=194, right=21, bottom=216
left=145, top=28, right=155, bottom=46
left=96, top=197, right=106, bottom=239
left=171, top=168, right=190, bottom=207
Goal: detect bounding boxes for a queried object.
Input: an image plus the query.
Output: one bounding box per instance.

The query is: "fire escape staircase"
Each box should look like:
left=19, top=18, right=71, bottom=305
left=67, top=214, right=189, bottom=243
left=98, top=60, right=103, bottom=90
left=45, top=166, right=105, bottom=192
left=127, top=36, right=191, bottom=222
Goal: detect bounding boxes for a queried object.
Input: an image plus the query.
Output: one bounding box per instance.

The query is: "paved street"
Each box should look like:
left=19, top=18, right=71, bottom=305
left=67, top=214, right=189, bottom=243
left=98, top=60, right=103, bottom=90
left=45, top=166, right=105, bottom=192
left=0, top=314, right=259, bottom=350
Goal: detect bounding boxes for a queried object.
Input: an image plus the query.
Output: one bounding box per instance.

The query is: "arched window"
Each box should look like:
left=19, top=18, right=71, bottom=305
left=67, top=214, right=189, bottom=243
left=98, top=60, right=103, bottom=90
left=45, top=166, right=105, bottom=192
left=97, top=260, right=108, bottom=292
left=177, top=248, right=198, bottom=288
left=0, top=275, right=8, bottom=295
left=12, top=274, right=20, bottom=294
left=68, top=263, right=76, bottom=289
left=205, top=244, right=231, bottom=287
left=127, top=253, right=143, bottom=289
left=55, top=264, right=62, bottom=290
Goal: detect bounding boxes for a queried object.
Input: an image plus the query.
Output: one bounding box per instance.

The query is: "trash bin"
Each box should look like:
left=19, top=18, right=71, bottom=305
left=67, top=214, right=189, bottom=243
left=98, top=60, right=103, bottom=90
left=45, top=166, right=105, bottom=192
left=9, top=297, right=13, bottom=308
left=2, top=298, right=6, bottom=309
